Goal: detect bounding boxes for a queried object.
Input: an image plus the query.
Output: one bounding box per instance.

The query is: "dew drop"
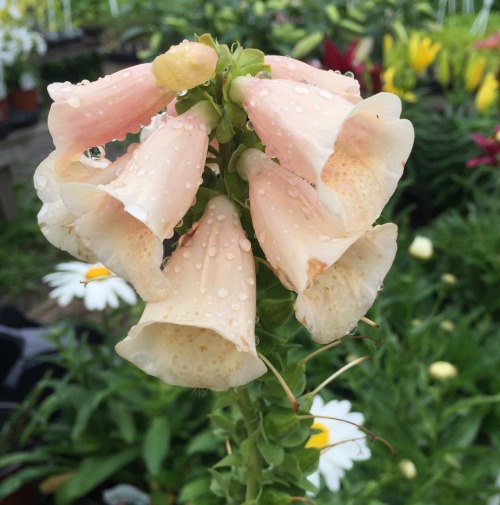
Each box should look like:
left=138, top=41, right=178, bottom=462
left=319, top=235, right=330, bottom=242
left=318, top=89, right=333, bottom=100
left=182, top=250, right=192, bottom=259
left=217, top=287, right=229, bottom=298
left=258, top=86, right=270, bottom=96
left=238, top=292, right=248, bottom=301
left=67, top=95, right=81, bottom=108
left=185, top=180, right=192, bottom=189
left=294, top=85, right=309, bottom=95
left=208, top=246, right=217, bottom=258
left=238, top=239, right=252, bottom=252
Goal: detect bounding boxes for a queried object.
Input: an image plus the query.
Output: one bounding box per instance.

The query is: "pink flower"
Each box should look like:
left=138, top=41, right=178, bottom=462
left=238, top=149, right=397, bottom=343
left=230, top=77, right=414, bottom=233
left=467, top=126, right=500, bottom=168
left=115, top=195, right=266, bottom=390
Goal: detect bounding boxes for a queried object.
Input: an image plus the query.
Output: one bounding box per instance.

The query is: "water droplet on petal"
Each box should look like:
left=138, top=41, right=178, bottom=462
left=67, top=95, right=81, bottom=107
left=238, top=239, right=251, bottom=252
left=258, top=86, right=270, bottom=96
left=238, top=292, right=248, bottom=301
left=217, top=287, right=229, bottom=298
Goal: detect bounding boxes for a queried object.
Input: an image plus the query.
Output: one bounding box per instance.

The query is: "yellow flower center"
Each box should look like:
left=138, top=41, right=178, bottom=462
left=306, top=421, right=330, bottom=449
left=84, top=266, right=112, bottom=280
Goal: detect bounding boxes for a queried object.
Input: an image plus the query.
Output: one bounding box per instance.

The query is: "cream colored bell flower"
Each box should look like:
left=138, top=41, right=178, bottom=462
left=231, top=77, right=414, bottom=233
left=306, top=395, right=371, bottom=493
left=115, top=195, right=267, bottom=391
left=50, top=103, right=217, bottom=301
left=43, top=261, right=137, bottom=311
left=238, top=149, right=397, bottom=343
left=295, top=223, right=397, bottom=343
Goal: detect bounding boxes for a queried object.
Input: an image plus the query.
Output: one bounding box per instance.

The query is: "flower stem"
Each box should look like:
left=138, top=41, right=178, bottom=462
left=235, top=388, right=262, bottom=502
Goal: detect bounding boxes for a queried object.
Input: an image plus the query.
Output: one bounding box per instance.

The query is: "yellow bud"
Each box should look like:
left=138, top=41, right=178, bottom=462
left=399, top=459, right=417, bottom=480
left=464, top=54, right=487, bottom=92
left=152, top=40, right=218, bottom=92
left=475, top=72, right=499, bottom=113
left=441, top=273, right=457, bottom=285
left=439, top=320, right=455, bottom=332
left=409, top=236, right=433, bottom=260
left=437, top=50, right=450, bottom=88
left=428, top=361, right=458, bottom=380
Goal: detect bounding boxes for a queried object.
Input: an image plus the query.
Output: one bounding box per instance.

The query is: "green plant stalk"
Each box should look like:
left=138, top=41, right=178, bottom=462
left=235, top=387, right=262, bottom=501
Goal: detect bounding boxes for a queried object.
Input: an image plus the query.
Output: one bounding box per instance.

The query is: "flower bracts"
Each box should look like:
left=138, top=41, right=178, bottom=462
left=35, top=38, right=414, bottom=389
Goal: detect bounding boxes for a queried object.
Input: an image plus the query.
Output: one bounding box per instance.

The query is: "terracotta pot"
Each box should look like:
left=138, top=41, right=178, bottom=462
left=8, top=88, right=39, bottom=113
left=0, top=98, right=9, bottom=139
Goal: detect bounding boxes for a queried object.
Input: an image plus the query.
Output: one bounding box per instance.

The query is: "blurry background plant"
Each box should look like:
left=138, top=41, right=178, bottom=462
left=0, top=0, right=499, bottom=503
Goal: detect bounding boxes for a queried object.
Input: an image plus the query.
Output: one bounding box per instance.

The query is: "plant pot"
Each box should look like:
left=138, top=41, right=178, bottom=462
left=8, top=88, right=39, bottom=113
left=0, top=97, right=9, bottom=139
left=7, top=89, right=39, bottom=128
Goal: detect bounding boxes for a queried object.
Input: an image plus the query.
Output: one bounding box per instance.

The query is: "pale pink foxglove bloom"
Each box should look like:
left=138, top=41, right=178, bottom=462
left=57, top=103, right=217, bottom=300
left=238, top=149, right=397, bottom=343
left=230, top=77, right=414, bottom=233
left=35, top=147, right=136, bottom=262
left=115, top=195, right=267, bottom=390
left=264, top=54, right=361, bottom=104
left=295, top=224, right=397, bottom=343
left=47, top=64, right=176, bottom=164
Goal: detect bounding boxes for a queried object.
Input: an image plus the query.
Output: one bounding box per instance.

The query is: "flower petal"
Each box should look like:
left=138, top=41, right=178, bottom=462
left=295, top=223, right=398, bottom=343
left=238, top=149, right=362, bottom=292
left=264, top=54, right=361, bottom=103
left=115, top=195, right=267, bottom=391
left=317, top=93, right=414, bottom=231
left=47, top=63, right=175, bottom=163
left=230, top=76, right=354, bottom=183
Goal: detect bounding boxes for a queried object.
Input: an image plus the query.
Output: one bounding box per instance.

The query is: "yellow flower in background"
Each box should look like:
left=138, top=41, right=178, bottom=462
left=383, top=67, right=417, bottom=102
left=464, top=55, right=487, bottom=92
left=475, top=72, right=499, bottom=113
left=408, top=33, right=440, bottom=74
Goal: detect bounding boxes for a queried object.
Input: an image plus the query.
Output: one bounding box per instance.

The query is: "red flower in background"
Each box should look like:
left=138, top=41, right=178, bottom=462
left=323, top=39, right=365, bottom=81
left=467, top=126, right=500, bottom=168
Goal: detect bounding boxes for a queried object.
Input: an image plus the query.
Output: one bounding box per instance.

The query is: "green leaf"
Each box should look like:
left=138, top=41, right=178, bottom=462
left=257, top=297, right=294, bottom=331
left=0, top=466, right=62, bottom=500
left=280, top=421, right=311, bottom=448
left=178, top=476, right=211, bottom=503
left=262, top=409, right=299, bottom=441
left=260, top=488, right=290, bottom=505
left=257, top=433, right=285, bottom=466
left=142, top=416, right=171, bottom=475
left=208, top=468, right=229, bottom=499
left=55, top=448, right=140, bottom=505
left=294, top=447, right=320, bottom=474
left=109, top=399, right=136, bottom=443
left=186, top=431, right=219, bottom=455
left=210, top=413, right=236, bottom=433
left=291, top=31, right=324, bottom=59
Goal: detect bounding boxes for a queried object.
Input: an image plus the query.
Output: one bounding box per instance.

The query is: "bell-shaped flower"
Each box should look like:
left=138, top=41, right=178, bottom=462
left=238, top=149, right=362, bottom=292
left=57, top=102, right=217, bottom=300
left=115, top=195, right=267, bottom=391
left=47, top=64, right=176, bottom=164
left=264, top=54, right=361, bottom=104
left=238, top=149, right=397, bottom=343
left=35, top=147, right=136, bottom=262
left=230, top=77, right=414, bottom=232
left=295, top=223, right=397, bottom=343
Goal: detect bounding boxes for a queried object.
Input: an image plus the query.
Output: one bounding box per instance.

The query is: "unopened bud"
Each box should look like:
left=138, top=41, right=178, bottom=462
left=439, top=320, right=454, bottom=332
left=428, top=361, right=458, bottom=380
left=409, top=236, right=433, bottom=260
left=399, top=459, right=417, bottom=480
left=152, top=40, right=218, bottom=91
left=441, top=273, right=457, bottom=285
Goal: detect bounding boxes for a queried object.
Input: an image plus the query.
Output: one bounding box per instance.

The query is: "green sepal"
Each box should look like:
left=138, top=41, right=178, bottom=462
left=234, top=48, right=270, bottom=78
left=227, top=144, right=250, bottom=173
left=216, top=43, right=232, bottom=74
left=224, top=171, right=248, bottom=205
left=213, top=453, right=244, bottom=468
left=215, top=113, right=235, bottom=144
left=196, top=33, right=217, bottom=51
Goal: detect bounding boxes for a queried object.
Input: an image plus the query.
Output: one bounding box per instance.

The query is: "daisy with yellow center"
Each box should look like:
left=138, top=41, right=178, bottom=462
left=43, top=261, right=137, bottom=311
left=306, top=395, right=371, bottom=493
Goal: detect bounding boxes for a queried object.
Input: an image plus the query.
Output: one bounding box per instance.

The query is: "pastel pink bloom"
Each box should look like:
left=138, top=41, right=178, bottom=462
left=238, top=149, right=397, bottom=343
left=238, top=149, right=362, bottom=292
left=35, top=148, right=135, bottom=262
left=47, top=63, right=176, bottom=164
left=115, top=195, right=267, bottom=390
left=56, top=104, right=216, bottom=300
left=296, top=223, right=398, bottom=343
left=230, top=77, right=414, bottom=232
left=264, top=54, right=361, bottom=104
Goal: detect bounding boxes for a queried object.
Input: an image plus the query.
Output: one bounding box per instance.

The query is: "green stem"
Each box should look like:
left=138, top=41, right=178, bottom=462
left=235, top=388, right=262, bottom=502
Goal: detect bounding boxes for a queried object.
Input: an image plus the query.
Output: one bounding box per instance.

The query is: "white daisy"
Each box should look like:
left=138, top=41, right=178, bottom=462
left=306, top=395, right=371, bottom=493
left=43, top=261, right=138, bottom=311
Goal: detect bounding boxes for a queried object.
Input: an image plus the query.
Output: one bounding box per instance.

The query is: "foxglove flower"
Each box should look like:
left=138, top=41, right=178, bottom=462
left=238, top=148, right=397, bottom=343
left=116, top=195, right=266, bottom=390
left=230, top=77, right=414, bottom=233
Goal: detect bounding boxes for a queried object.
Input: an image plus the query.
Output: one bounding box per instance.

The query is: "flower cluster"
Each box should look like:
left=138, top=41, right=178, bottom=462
left=34, top=37, right=414, bottom=391
left=0, top=10, right=47, bottom=96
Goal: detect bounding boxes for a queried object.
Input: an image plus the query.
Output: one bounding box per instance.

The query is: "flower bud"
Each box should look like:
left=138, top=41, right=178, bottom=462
left=152, top=40, right=218, bottom=91
left=399, top=459, right=417, bottom=480
left=428, top=361, right=458, bottom=380
left=409, top=236, right=433, bottom=260
left=441, top=273, right=457, bottom=285
left=439, top=320, right=455, bottom=332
